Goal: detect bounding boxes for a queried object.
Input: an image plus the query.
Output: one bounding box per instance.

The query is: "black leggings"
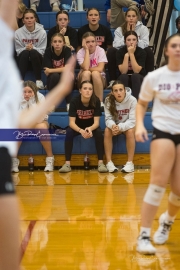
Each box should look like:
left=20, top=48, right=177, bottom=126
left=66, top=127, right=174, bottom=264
left=47, top=73, right=72, bottom=104
left=107, top=46, right=154, bottom=81
left=118, top=73, right=144, bottom=100
left=17, top=49, right=43, bottom=80
left=65, top=127, right=104, bottom=161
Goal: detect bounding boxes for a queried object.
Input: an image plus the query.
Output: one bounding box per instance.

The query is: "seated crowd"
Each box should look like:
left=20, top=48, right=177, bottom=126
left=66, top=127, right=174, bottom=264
left=12, top=0, right=157, bottom=174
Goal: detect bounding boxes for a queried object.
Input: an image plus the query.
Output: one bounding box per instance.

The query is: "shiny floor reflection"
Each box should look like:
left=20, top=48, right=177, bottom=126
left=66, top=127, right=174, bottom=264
left=14, top=170, right=180, bottom=270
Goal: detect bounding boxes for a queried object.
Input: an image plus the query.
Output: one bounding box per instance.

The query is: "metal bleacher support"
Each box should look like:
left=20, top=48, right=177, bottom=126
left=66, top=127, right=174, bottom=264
left=150, top=0, right=174, bottom=68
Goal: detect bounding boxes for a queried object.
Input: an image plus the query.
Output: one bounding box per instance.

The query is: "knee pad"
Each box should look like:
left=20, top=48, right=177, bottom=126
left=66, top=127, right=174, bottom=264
left=0, top=147, right=15, bottom=196
left=143, top=184, right=165, bottom=206
left=169, top=192, right=180, bottom=207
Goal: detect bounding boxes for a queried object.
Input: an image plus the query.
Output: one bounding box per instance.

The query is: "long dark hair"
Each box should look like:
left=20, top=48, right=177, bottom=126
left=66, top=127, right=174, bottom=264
left=163, top=33, right=180, bottom=64
left=23, top=81, right=39, bottom=103
left=79, top=80, right=97, bottom=108
left=124, top=30, right=138, bottom=43
left=56, top=10, right=69, bottom=32
left=87, top=7, right=100, bottom=17
left=51, top=33, right=65, bottom=52
left=105, top=80, right=126, bottom=120
left=23, top=9, right=40, bottom=23
left=121, top=8, right=139, bottom=36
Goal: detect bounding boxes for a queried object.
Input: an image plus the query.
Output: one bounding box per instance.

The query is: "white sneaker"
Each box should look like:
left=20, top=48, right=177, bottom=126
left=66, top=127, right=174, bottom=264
left=44, top=156, right=54, bottom=172
left=121, top=161, right=134, bottom=173
left=66, top=103, right=70, bottom=111
left=106, top=161, right=118, bottom=173
left=36, top=80, right=44, bottom=89
left=12, top=158, right=19, bottom=173
left=153, top=212, right=173, bottom=245
left=137, top=233, right=156, bottom=255
left=30, top=4, right=37, bottom=11
left=107, top=80, right=115, bottom=89
left=52, top=1, right=60, bottom=12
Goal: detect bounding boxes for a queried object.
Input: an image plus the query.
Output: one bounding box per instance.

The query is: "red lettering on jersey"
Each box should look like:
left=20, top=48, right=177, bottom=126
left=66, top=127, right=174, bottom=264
left=90, top=58, right=98, bottom=66
left=53, top=58, right=65, bottom=68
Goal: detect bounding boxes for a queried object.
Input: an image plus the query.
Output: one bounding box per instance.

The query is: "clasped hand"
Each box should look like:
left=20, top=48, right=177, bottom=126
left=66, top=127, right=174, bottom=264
left=80, top=127, right=93, bottom=139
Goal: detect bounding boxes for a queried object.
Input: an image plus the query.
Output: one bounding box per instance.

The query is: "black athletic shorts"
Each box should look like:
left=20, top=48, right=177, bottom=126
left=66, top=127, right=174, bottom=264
left=152, top=128, right=180, bottom=146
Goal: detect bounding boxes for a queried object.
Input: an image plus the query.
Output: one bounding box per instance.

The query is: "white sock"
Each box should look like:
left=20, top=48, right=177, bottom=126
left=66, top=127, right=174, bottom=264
left=164, top=211, right=175, bottom=223
left=140, top=227, right=151, bottom=237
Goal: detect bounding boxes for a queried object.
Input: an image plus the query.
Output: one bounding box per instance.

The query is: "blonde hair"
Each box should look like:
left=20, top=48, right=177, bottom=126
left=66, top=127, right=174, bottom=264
left=18, top=2, right=27, bottom=13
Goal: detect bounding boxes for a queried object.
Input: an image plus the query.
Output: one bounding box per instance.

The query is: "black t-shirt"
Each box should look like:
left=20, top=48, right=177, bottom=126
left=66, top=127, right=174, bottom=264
left=69, top=95, right=101, bottom=129
left=43, top=46, right=71, bottom=69
left=77, top=24, right=113, bottom=51
left=116, top=46, right=147, bottom=76
left=47, top=26, right=78, bottom=50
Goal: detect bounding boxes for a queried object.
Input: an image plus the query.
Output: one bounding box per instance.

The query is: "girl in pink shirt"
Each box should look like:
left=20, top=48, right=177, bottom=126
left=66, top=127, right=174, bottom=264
left=77, top=32, right=108, bottom=109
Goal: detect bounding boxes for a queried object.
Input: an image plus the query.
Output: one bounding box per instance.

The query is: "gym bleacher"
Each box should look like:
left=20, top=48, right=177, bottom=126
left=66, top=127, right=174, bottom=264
left=19, top=0, right=153, bottom=166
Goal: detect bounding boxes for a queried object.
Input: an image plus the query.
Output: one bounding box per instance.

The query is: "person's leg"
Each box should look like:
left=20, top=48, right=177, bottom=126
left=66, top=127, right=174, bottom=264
left=107, top=47, right=118, bottom=82
left=153, top=144, right=180, bottom=244
left=137, top=139, right=176, bottom=254
left=30, top=0, right=39, bottom=11
left=104, top=127, right=119, bottom=172
left=91, top=71, right=105, bottom=103
left=30, top=0, right=40, bottom=5
left=121, top=128, right=135, bottom=173
left=92, top=127, right=107, bottom=172
left=59, top=127, right=79, bottom=172
left=144, top=47, right=154, bottom=73
left=47, top=73, right=60, bottom=91
left=0, top=147, right=20, bottom=270
left=36, top=122, right=53, bottom=157
left=50, top=0, right=60, bottom=12
left=29, top=50, right=42, bottom=81
left=131, top=73, right=144, bottom=100
left=35, top=122, right=54, bottom=171
left=104, top=127, right=113, bottom=163
left=124, top=128, right=135, bottom=162
left=65, top=127, right=79, bottom=162
left=79, top=70, right=92, bottom=85
left=18, top=50, right=30, bottom=80
left=12, top=141, right=22, bottom=173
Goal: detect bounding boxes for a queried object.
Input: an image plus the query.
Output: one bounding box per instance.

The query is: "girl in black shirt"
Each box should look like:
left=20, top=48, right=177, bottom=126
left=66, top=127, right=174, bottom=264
left=116, top=31, right=146, bottom=99
left=43, top=33, right=73, bottom=110
left=47, top=10, right=78, bottom=51
left=59, top=80, right=107, bottom=173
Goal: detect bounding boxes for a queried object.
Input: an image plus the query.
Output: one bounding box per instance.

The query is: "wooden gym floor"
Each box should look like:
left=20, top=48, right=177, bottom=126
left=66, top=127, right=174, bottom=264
left=14, top=169, right=180, bottom=270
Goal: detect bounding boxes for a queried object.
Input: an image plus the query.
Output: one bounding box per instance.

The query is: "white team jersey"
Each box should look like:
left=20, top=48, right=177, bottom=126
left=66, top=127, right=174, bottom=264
left=139, top=65, right=180, bottom=134
left=0, top=19, right=22, bottom=156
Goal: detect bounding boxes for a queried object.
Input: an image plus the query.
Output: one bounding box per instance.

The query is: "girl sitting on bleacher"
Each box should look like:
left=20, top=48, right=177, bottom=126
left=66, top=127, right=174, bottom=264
left=116, top=31, right=146, bottom=100
left=77, top=32, right=108, bottom=110
left=47, top=10, right=78, bottom=51
left=104, top=80, right=137, bottom=173
left=15, top=9, right=46, bottom=89
left=43, top=33, right=73, bottom=111
left=77, top=7, right=113, bottom=52
left=59, top=80, right=107, bottom=173
left=11, top=81, right=54, bottom=173
left=107, top=8, right=154, bottom=87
